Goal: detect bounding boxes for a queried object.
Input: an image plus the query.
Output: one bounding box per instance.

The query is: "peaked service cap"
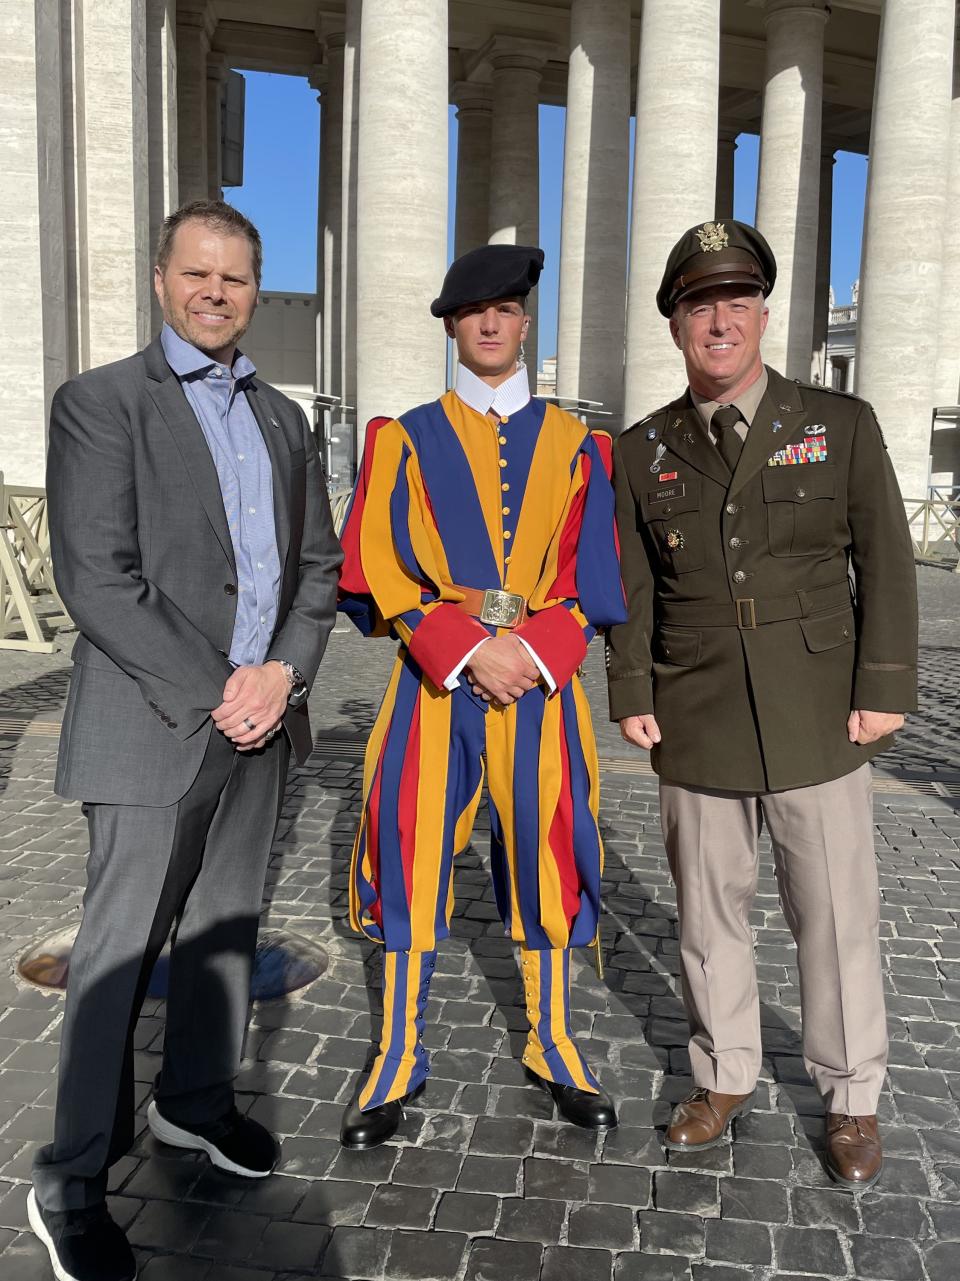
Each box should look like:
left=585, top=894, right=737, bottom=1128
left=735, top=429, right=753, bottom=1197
left=657, top=219, right=776, bottom=317
left=430, top=244, right=545, bottom=318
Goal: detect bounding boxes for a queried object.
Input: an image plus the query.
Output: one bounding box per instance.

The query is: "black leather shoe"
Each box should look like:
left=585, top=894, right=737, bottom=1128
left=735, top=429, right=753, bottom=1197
left=526, top=1068, right=618, bottom=1130
left=28, top=1188, right=137, bottom=1281
left=340, top=1081, right=425, bottom=1150
left=147, top=1101, right=278, bottom=1177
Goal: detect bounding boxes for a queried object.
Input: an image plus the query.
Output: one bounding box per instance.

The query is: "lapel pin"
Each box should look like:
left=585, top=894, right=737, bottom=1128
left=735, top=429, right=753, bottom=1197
left=269, top=416, right=280, bottom=428
left=772, top=420, right=782, bottom=433
left=671, top=417, right=683, bottom=429
left=779, top=403, right=792, bottom=412
left=682, top=432, right=696, bottom=446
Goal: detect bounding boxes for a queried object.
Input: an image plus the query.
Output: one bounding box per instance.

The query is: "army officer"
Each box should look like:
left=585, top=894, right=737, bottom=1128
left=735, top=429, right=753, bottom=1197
left=606, top=220, right=918, bottom=1190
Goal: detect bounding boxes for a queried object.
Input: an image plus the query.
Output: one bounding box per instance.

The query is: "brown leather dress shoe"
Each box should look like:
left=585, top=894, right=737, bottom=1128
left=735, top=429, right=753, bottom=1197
left=664, top=1087, right=754, bottom=1152
left=825, top=1113, right=882, bottom=1191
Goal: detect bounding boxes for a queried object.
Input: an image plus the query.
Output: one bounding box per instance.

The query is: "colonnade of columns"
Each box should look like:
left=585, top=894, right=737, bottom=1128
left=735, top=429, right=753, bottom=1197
left=5, top=0, right=960, bottom=497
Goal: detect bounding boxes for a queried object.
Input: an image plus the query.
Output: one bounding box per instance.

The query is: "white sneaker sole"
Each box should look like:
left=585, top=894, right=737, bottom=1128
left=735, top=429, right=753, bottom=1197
left=146, top=1102, right=273, bottom=1178
left=27, top=1188, right=138, bottom=1281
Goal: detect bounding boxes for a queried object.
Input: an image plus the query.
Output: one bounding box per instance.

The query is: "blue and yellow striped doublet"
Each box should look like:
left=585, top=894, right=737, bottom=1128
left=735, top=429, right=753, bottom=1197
left=339, top=392, right=625, bottom=1109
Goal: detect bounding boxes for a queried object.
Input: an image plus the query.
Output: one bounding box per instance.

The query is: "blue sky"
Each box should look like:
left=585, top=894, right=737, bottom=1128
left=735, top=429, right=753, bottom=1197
left=230, top=71, right=867, bottom=366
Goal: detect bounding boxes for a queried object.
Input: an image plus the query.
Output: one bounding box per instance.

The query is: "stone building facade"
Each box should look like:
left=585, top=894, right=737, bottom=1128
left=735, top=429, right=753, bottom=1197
left=3, top=0, right=959, bottom=499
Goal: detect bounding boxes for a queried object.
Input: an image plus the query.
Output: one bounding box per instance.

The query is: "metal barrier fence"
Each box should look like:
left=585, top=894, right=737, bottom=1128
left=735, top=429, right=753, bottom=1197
left=0, top=473, right=72, bottom=652
left=904, top=496, right=960, bottom=572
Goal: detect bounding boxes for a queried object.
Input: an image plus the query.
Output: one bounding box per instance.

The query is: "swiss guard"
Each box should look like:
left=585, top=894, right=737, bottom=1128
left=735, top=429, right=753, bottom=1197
left=337, top=244, right=627, bottom=1148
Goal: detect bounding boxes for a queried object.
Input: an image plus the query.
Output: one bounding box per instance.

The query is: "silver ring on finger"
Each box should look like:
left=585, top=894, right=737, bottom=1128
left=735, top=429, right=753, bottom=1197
left=243, top=717, right=257, bottom=731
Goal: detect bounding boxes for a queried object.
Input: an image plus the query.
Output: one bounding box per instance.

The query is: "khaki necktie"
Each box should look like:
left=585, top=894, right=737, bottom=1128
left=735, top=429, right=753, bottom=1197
left=712, top=404, right=744, bottom=474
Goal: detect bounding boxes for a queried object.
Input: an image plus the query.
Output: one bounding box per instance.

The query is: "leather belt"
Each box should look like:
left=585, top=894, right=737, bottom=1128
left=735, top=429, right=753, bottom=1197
left=452, top=583, right=528, bottom=629
left=658, top=580, right=852, bottom=631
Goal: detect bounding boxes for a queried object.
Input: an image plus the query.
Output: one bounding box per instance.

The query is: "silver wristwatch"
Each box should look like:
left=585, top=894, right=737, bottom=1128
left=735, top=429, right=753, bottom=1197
left=277, top=660, right=309, bottom=707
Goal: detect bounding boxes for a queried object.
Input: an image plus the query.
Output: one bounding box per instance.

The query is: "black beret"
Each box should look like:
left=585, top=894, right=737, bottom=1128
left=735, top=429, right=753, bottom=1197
left=431, top=244, right=545, bottom=318
left=657, top=220, right=777, bottom=317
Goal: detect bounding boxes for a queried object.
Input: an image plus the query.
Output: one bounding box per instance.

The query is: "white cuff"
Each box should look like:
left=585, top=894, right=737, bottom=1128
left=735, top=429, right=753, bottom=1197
left=517, top=636, right=557, bottom=693
left=443, top=638, right=490, bottom=691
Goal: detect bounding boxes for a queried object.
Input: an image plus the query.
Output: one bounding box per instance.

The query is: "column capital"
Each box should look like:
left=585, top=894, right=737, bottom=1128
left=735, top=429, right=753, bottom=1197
left=452, top=81, right=493, bottom=115
left=821, top=136, right=841, bottom=161
left=308, top=65, right=328, bottom=98
left=323, top=30, right=347, bottom=57
left=465, top=34, right=556, bottom=80
left=763, top=0, right=830, bottom=24
left=176, top=0, right=217, bottom=43
left=206, top=51, right=228, bottom=84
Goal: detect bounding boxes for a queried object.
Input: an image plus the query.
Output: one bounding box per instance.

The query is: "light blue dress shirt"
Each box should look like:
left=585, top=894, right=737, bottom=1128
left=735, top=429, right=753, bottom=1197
left=160, top=323, right=281, bottom=666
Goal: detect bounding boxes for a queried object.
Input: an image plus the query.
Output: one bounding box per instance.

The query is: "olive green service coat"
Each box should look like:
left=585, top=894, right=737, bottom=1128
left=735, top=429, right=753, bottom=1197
left=606, top=366, right=919, bottom=793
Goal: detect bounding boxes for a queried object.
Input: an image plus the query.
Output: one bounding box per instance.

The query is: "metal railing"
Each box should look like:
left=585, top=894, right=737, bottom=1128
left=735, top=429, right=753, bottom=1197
left=905, top=495, right=960, bottom=573
left=0, top=473, right=72, bottom=651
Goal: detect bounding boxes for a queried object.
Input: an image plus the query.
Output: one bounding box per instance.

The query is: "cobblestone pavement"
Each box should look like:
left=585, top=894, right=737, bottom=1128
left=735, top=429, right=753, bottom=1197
left=0, top=567, right=958, bottom=1280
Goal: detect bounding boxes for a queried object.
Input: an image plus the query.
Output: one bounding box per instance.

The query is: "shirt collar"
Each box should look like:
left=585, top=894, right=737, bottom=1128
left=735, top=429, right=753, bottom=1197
left=160, top=322, right=256, bottom=383
left=454, top=362, right=531, bottom=417
left=692, top=365, right=769, bottom=431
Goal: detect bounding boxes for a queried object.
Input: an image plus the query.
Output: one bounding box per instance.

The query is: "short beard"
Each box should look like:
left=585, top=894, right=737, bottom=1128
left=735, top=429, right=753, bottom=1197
left=163, top=303, right=247, bottom=358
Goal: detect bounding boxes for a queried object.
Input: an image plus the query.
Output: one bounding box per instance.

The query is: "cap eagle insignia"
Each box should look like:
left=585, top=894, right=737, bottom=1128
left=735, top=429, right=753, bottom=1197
left=697, top=221, right=728, bottom=252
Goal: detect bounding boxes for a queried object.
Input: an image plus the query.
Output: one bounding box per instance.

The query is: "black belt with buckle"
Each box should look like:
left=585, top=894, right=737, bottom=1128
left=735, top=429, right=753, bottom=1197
left=658, top=580, right=852, bottom=631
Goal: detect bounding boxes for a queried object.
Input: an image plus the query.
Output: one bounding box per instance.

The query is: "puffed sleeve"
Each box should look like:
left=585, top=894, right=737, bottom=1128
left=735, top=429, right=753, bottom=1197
left=337, top=417, right=490, bottom=688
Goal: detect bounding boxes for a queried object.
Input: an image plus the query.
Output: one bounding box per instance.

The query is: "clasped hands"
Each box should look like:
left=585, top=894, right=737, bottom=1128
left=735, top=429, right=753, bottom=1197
left=466, top=635, right=540, bottom=706
left=211, top=661, right=290, bottom=751
left=619, top=709, right=906, bottom=751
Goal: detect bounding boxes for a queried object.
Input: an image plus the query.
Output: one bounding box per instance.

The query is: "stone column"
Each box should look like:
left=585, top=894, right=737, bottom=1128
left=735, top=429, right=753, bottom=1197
left=75, top=0, right=152, bottom=367
left=0, top=1, right=68, bottom=484
left=755, top=0, right=829, bottom=379
left=319, top=35, right=345, bottom=401
left=310, top=69, right=327, bottom=396
left=556, top=0, right=631, bottom=423
left=935, top=20, right=960, bottom=408
left=206, top=51, right=227, bottom=199
left=176, top=1, right=214, bottom=206
left=147, top=0, right=178, bottom=334
left=453, top=81, right=493, bottom=256
left=341, top=0, right=361, bottom=434
left=624, top=0, right=720, bottom=422
left=487, top=41, right=549, bottom=390
left=810, top=145, right=835, bottom=384
left=857, top=0, right=955, bottom=498
left=715, top=124, right=738, bottom=221
left=356, top=0, right=447, bottom=442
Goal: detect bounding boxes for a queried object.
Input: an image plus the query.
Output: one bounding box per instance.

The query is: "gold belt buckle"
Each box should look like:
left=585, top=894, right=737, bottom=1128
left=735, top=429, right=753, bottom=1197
left=480, top=589, right=525, bottom=629
left=735, top=598, right=757, bottom=630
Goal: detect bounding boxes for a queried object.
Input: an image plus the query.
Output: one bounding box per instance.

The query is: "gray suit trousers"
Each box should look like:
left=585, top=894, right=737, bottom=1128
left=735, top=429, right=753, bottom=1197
left=33, top=727, right=289, bottom=1211
left=660, top=763, right=886, bottom=1114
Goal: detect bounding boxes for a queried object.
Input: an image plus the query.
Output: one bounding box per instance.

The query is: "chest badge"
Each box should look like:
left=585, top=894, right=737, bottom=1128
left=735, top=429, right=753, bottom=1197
left=650, top=442, right=667, bottom=474
left=665, top=528, right=685, bottom=551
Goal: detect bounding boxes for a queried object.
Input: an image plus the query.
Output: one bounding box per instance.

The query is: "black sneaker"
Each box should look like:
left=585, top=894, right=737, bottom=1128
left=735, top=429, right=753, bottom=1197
left=146, top=1101, right=278, bottom=1177
left=27, top=1188, right=136, bottom=1281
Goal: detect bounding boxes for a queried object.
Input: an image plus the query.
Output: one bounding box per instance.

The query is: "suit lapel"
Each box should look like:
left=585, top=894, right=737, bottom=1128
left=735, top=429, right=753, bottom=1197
left=728, top=367, right=813, bottom=498
left=145, top=346, right=235, bottom=572
left=661, top=394, right=730, bottom=490
left=245, top=381, right=291, bottom=574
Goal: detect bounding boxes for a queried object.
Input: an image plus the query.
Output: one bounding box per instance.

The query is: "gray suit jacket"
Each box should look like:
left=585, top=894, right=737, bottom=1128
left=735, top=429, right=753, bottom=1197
left=47, top=336, right=343, bottom=806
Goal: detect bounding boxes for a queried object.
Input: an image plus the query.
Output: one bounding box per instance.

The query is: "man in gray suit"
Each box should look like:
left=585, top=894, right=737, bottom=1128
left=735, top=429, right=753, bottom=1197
left=29, top=200, right=342, bottom=1281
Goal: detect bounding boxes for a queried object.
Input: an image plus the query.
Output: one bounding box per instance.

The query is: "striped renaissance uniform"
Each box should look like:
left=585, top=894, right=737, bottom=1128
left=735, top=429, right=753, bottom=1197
left=338, top=367, right=626, bottom=1110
